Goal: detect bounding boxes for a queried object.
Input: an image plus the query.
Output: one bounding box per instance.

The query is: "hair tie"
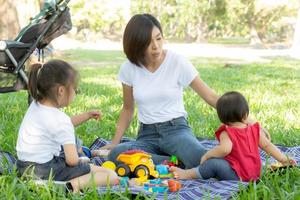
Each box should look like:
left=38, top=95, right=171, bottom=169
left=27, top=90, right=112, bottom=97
left=36, top=64, right=44, bottom=97
left=37, top=64, right=44, bottom=78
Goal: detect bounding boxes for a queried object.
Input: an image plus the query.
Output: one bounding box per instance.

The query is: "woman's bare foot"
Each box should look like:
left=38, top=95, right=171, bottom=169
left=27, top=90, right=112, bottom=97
left=169, top=166, right=197, bottom=180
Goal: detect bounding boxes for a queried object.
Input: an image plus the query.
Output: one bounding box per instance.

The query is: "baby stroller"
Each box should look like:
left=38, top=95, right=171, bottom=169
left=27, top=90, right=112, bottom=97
left=0, top=0, right=72, bottom=100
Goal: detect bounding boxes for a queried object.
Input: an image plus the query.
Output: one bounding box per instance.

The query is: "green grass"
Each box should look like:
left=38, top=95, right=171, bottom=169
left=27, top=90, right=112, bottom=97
left=208, top=37, right=250, bottom=45
left=0, top=49, right=299, bottom=199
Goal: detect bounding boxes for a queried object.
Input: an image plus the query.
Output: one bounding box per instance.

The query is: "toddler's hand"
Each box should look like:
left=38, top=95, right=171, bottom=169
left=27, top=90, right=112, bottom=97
left=281, top=157, right=297, bottom=167
left=88, top=110, right=101, bottom=120
left=200, top=154, right=208, bottom=165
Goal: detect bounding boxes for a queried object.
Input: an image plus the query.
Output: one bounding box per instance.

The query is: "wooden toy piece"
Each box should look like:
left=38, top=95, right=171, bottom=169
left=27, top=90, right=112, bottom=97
left=162, top=155, right=179, bottom=167
left=168, top=179, right=182, bottom=192
left=268, top=159, right=297, bottom=171
left=102, top=161, right=116, bottom=171
left=159, top=173, right=174, bottom=178
left=131, top=176, right=148, bottom=186
left=81, top=146, right=92, bottom=158
left=269, top=162, right=283, bottom=171
left=144, top=179, right=168, bottom=193
left=114, top=177, right=129, bottom=186
left=156, top=164, right=174, bottom=178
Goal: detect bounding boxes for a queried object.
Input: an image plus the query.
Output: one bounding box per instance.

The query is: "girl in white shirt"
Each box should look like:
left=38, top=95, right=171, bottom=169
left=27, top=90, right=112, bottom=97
left=16, top=60, right=118, bottom=192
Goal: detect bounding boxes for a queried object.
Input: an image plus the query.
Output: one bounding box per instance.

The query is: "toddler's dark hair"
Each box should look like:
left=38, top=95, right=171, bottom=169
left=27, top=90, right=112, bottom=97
left=216, top=91, right=249, bottom=125
left=28, top=59, right=78, bottom=103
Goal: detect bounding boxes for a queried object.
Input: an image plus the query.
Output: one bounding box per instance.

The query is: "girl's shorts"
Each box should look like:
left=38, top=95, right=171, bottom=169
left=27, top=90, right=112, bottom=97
left=17, top=156, right=91, bottom=181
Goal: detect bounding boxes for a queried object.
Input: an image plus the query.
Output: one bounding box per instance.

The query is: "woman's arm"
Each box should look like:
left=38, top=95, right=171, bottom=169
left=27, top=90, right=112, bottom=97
left=101, top=84, right=135, bottom=150
left=71, top=110, right=101, bottom=127
left=200, top=131, right=232, bottom=164
left=63, top=144, right=79, bottom=166
left=190, top=76, right=219, bottom=108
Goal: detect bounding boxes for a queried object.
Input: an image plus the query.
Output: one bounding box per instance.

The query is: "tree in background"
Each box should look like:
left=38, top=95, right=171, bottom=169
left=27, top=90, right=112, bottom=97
left=0, top=0, right=41, bottom=39
left=131, top=0, right=227, bottom=42
left=131, top=0, right=296, bottom=44
left=2, top=0, right=298, bottom=45
left=0, top=0, right=20, bottom=39
left=70, top=0, right=128, bottom=41
left=234, top=0, right=291, bottom=46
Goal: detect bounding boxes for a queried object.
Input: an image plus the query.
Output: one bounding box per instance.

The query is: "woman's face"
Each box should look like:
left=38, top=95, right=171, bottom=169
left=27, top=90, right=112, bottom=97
left=144, top=26, right=164, bottom=64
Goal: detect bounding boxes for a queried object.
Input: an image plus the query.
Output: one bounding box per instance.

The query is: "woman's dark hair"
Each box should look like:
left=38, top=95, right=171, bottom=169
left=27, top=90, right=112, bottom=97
left=123, top=13, right=163, bottom=67
left=28, top=59, right=78, bottom=103
left=216, top=91, right=249, bottom=125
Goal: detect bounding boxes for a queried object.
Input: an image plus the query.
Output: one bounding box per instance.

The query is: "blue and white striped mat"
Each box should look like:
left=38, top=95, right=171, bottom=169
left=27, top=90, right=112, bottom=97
left=91, top=138, right=300, bottom=200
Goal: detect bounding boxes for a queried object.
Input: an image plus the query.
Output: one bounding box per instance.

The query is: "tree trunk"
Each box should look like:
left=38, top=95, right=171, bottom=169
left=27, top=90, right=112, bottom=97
left=249, top=21, right=263, bottom=47
left=0, top=0, right=20, bottom=39
left=290, top=9, right=300, bottom=59
left=0, top=0, right=41, bottom=40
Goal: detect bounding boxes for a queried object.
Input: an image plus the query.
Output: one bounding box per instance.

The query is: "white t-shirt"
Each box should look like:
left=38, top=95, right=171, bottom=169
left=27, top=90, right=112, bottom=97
left=16, top=102, right=75, bottom=163
left=118, top=50, right=198, bottom=124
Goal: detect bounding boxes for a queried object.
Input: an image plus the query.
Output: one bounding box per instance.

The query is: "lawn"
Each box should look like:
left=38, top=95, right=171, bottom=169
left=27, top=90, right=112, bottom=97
left=0, top=49, right=299, bottom=199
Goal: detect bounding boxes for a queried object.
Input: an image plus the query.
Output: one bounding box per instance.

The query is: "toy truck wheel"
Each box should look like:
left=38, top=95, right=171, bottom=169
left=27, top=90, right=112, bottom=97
left=116, top=164, right=130, bottom=177
left=134, top=165, right=149, bottom=178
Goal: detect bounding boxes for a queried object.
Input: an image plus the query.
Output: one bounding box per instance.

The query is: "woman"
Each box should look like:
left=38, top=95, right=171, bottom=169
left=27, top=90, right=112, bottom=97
left=101, top=14, right=230, bottom=171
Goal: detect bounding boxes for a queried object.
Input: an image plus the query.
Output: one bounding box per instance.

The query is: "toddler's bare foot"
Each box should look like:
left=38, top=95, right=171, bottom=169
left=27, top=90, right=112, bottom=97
left=169, top=166, right=197, bottom=180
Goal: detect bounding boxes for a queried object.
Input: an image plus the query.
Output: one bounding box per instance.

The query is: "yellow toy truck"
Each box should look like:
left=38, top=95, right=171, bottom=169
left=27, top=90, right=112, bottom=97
left=116, top=150, right=159, bottom=179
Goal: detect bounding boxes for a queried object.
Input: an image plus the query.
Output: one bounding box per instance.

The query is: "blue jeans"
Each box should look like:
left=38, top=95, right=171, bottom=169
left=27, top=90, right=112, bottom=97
left=109, top=117, right=207, bottom=169
left=109, top=117, right=238, bottom=180
left=195, top=158, right=239, bottom=180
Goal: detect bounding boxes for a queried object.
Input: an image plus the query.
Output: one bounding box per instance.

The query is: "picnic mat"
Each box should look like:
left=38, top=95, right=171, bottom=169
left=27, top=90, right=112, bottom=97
left=90, top=138, right=300, bottom=200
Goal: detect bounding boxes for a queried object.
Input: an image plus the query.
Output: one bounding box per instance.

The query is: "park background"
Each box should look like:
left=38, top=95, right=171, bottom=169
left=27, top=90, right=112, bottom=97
left=0, top=0, right=300, bottom=199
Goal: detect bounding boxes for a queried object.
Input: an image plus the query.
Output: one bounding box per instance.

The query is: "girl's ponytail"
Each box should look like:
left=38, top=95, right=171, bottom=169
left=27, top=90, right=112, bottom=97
left=28, top=59, right=77, bottom=104
left=28, top=63, right=42, bottom=101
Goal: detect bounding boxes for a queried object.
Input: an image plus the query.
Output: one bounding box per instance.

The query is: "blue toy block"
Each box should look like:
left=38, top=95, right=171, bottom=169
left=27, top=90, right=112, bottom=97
left=81, top=146, right=92, bottom=158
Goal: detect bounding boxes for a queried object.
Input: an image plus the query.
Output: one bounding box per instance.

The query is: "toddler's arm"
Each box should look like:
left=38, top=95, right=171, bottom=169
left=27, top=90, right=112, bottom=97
left=71, top=110, right=101, bottom=127
left=200, top=131, right=232, bottom=164
left=259, top=131, right=295, bottom=166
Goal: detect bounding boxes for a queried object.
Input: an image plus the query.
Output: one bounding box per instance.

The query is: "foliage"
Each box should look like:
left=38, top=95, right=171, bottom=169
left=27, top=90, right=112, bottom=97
left=131, top=0, right=228, bottom=42
left=130, top=0, right=298, bottom=43
left=69, top=0, right=127, bottom=41
left=67, top=0, right=299, bottom=43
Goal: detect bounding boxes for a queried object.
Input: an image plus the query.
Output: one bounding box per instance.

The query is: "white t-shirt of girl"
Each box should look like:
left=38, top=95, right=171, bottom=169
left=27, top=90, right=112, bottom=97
left=16, top=102, right=75, bottom=164
left=118, top=50, right=198, bottom=124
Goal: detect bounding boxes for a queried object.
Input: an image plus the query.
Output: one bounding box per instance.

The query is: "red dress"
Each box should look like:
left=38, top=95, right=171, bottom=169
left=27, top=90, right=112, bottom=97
left=215, top=122, right=261, bottom=181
